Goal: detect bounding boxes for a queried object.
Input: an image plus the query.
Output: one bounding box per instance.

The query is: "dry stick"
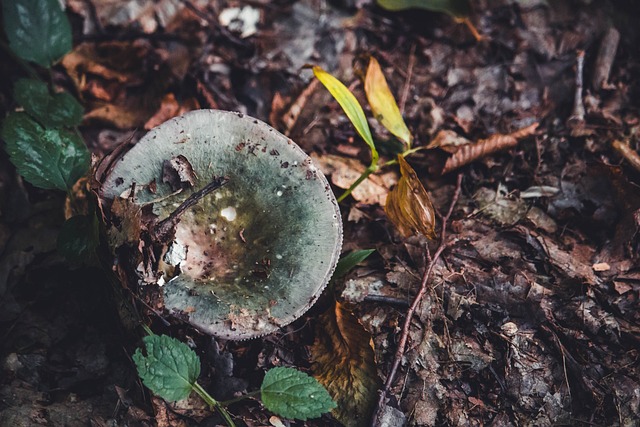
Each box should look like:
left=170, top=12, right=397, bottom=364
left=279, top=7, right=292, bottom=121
left=612, top=140, right=640, bottom=173
left=399, top=43, right=416, bottom=114
left=153, top=176, right=229, bottom=242
left=592, top=27, right=620, bottom=90
left=370, top=173, right=463, bottom=427
left=569, top=50, right=586, bottom=124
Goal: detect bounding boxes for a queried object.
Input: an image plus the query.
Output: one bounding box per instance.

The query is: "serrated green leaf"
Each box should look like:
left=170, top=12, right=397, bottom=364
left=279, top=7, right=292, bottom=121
left=261, top=367, right=336, bottom=421
left=15, top=79, right=83, bottom=128
left=364, top=57, right=411, bottom=147
left=2, top=0, right=73, bottom=67
left=377, top=0, right=470, bottom=17
left=57, top=214, right=99, bottom=264
left=333, top=249, right=375, bottom=280
left=312, top=66, right=377, bottom=158
left=1, top=112, right=89, bottom=190
left=133, top=334, right=201, bottom=402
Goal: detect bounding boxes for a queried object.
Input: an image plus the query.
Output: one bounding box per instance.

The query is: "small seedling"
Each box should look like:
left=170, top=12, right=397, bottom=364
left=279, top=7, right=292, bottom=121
left=133, top=334, right=336, bottom=427
left=311, top=57, right=436, bottom=238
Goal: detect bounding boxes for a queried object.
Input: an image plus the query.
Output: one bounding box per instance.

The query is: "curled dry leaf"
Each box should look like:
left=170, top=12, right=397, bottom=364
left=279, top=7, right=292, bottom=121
left=311, top=300, right=381, bottom=427
left=385, top=155, right=436, bottom=239
left=441, top=123, right=538, bottom=175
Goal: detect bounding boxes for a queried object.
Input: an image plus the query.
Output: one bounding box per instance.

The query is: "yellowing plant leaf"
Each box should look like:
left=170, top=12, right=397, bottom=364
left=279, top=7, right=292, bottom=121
left=377, top=0, right=470, bottom=18
left=311, top=66, right=377, bottom=157
left=311, top=300, right=381, bottom=427
left=364, top=57, right=411, bottom=147
left=385, top=155, right=436, bottom=238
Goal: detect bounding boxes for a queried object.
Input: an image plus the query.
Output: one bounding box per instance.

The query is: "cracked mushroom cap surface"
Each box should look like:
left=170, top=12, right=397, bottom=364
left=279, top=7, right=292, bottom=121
left=101, top=110, right=343, bottom=339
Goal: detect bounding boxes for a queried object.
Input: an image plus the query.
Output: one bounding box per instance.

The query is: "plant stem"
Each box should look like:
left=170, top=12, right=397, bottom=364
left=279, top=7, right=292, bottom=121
left=193, top=382, right=237, bottom=427
left=220, top=389, right=260, bottom=406
left=337, top=162, right=378, bottom=203
left=402, top=146, right=427, bottom=157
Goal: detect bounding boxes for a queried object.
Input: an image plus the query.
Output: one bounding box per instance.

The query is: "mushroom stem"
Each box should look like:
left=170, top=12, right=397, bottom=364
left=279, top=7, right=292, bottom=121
left=153, top=175, right=229, bottom=242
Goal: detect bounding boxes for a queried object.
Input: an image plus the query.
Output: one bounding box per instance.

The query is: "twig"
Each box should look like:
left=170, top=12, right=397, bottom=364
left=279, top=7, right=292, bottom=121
left=592, top=27, right=620, bottom=90
left=370, top=174, right=463, bottom=427
left=153, top=176, right=229, bottom=242
left=399, top=43, right=416, bottom=113
left=569, top=50, right=586, bottom=123
left=612, top=140, right=640, bottom=173
left=283, top=79, right=319, bottom=135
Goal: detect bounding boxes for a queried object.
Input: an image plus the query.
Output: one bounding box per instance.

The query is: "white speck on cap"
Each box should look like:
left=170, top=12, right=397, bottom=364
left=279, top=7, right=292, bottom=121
left=221, top=206, right=237, bottom=221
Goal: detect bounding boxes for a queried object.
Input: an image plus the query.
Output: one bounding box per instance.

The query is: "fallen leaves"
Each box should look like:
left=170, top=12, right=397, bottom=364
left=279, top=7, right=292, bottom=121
left=312, top=154, right=396, bottom=205
left=440, top=123, right=538, bottom=174
left=62, top=41, right=199, bottom=129
left=311, top=301, right=381, bottom=427
left=385, top=155, right=436, bottom=238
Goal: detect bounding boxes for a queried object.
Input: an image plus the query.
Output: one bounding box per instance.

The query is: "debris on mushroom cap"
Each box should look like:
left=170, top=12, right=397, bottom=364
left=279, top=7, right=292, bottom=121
left=100, top=110, right=343, bottom=340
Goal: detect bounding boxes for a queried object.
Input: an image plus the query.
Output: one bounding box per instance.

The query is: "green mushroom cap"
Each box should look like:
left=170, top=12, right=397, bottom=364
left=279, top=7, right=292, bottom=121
left=101, top=110, right=343, bottom=340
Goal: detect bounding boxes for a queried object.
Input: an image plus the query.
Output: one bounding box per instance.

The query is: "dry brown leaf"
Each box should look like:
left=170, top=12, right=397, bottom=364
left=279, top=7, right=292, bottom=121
left=426, top=129, right=472, bottom=153
left=145, top=93, right=200, bottom=130
left=311, top=153, right=396, bottom=205
left=311, top=300, right=380, bottom=427
left=62, top=41, right=174, bottom=129
left=385, top=155, right=436, bottom=239
left=441, top=123, right=538, bottom=174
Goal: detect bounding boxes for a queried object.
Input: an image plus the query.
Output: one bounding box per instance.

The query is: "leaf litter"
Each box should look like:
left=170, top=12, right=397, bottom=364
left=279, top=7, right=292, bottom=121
left=2, top=0, right=640, bottom=426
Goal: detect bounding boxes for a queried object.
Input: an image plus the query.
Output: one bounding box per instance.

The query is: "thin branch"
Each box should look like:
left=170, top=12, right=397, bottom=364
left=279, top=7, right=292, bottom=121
left=370, top=174, right=463, bottom=427
left=153, top=176, right=229, bottom=242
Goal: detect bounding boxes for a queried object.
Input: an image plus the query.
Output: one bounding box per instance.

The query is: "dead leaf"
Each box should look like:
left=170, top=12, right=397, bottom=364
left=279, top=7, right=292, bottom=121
left=441, top=123, right=538, bottom=174
left=426, top=129, right=472, bottom=153
left=385, top=155, right=436, bottom=238
left=162, top=155, right=197, bottom=191
left=311, top=300, right=381, bottom=427
left=145, top=93, right=199, bottom=130
left=311, top=153, right=396, bottom=205
left=592, top=262, right=611, bottom=272
left=62, top=41, right=174, bottom=129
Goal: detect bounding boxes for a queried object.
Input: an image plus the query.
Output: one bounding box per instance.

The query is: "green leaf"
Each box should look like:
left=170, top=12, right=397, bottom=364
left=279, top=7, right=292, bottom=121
left=333, top=249, right=375, bottom=280
left=261, top=367, right=336, bottom=421
left=57, top=214, right=99, bottom=264
left=312, top=66, right=378, bottom=161
left=1, top=0, right=73, bottom=67
left=377, top=0, right=470, bottom=17
left=1, top=112, right=89, bottom=190
left=133, top=334, right=201, bottom=402
left=364, top=57, right=412, bottom=147
left=15, top=79, right=83, bottom=128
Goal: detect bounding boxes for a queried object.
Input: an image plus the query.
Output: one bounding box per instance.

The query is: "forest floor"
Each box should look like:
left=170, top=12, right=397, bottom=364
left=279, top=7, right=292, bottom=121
left=1, top=0, right=640, bottom=426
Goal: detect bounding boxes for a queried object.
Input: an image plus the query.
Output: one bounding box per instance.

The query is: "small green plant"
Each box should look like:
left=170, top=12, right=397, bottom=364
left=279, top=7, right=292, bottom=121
left=310, top=57, right=436, bottom=238
left=133, top=334, right=336, bottom=427
left=1, top=0, right=96, bottom=262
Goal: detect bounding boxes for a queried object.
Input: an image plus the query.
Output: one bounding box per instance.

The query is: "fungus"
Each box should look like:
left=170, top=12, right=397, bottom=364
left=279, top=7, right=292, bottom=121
left=99, top=110, right=342, bottom=340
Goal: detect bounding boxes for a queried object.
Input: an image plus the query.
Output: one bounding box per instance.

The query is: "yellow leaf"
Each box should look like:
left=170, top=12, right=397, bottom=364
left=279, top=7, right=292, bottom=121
left=311, top=66, right=377, bottom=157
left=311, top=301, right=381, bottom=427
left=364, top=57, right=411, bottom=147
left=384, top=155, right=436, bottom=238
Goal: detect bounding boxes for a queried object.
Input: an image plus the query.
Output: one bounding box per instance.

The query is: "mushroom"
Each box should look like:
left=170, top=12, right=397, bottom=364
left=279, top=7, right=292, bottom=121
left=99, top=110, right=342, bottom=340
